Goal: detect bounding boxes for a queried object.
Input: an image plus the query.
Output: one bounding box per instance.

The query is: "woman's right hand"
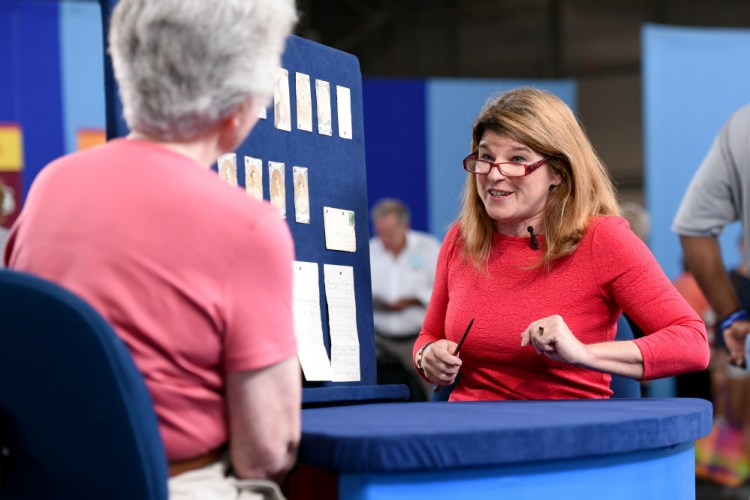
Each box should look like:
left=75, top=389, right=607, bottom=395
left=421, top=339, right=462, bottom=386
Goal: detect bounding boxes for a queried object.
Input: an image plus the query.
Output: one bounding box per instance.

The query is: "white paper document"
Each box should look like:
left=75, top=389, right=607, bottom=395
left=336, top=85, right=352, bottom=139
left=292, top=261, right=332, bottom=381
left=324, top=264, right=360, bottom=382
left=323, top=206, right=356, bottom=253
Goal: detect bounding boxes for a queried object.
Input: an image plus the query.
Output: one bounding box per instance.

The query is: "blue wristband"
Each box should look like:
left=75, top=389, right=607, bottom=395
left=720, top=310, right=748, bottom=332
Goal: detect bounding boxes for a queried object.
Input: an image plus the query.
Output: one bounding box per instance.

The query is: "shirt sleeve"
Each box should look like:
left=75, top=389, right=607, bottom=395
left=222, top=205, right=297, bottom=373
left=591, top=217, right=709, bottom=380
left=672, top=111, right=744, bottom=237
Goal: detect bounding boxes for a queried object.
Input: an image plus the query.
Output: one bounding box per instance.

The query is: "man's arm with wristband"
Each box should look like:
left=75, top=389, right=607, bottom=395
left=681, top=235, right=750, bottom=365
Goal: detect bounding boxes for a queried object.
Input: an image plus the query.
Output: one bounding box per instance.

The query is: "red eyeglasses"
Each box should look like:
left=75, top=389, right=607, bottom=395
left=463, top=154, right=549, bottom=177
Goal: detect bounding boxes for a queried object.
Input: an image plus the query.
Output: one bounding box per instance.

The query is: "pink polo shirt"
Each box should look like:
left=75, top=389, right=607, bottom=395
left=5, top=138, right=297, bottom=460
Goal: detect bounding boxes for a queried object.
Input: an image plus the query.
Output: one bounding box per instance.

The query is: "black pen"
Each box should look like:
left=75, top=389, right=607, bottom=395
left=434, top=318, right=474, bottom=393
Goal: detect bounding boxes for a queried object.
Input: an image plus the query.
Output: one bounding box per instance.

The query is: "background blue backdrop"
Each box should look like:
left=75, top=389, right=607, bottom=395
left=643, top=24, right=750, bottom=280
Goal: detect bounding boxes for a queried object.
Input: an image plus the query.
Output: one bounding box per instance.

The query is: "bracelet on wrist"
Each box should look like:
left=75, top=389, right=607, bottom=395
left=415, top=342, right=433, bottom=376
left=720, top=309, right=748, bottom=332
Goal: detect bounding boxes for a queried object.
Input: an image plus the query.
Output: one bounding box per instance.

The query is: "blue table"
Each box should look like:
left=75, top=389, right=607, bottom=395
left=296, top=399, right=712, bottom=499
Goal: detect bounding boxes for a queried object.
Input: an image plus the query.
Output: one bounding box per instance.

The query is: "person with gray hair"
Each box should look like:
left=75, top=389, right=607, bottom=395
left=4, top=0, right=299, bottom=498
left=369, top=198, right=442, bottom=401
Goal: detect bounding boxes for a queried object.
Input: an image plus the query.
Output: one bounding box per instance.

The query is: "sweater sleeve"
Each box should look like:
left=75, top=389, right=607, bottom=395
left=413, top=225, right=458, bottom=362
left=590, top=217, right=709, bottom=380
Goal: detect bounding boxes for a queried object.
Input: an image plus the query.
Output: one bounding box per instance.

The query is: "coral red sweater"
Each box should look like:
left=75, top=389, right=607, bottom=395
left=415, top=216, right=709, bottom=400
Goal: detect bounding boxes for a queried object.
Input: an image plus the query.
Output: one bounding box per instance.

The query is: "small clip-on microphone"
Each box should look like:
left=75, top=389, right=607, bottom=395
left=527, top=226, right=540, bottom=250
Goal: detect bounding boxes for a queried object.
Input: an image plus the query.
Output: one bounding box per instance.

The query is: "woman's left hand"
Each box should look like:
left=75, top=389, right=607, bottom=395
left=520, top=314, right=589, bottom=366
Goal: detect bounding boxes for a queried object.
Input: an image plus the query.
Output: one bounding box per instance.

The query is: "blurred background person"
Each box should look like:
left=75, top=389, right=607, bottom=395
left=620, top=201, right=651, bottom=245
left=370, top=197, right=441, bottom=401
left=4, top=0, right=299, bottom=498
left=673, top=102, right=750, bottom=367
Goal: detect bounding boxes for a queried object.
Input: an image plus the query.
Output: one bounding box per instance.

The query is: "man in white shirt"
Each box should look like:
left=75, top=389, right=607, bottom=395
left=369, top=198, right=441, bottom=400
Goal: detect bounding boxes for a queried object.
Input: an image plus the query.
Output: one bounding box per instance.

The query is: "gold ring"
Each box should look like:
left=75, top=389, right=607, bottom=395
left=538, top=326, right=544, bottom=336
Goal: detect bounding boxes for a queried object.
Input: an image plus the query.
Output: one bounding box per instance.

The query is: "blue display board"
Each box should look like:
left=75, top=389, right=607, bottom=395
left=99, top=0, right=406, bottom=405
left=240, top=36, right=382, bottom=398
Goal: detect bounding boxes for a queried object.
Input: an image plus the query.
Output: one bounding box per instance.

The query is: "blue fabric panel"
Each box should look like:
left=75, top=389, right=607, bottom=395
left=97, top=0, right=125, bottom=140
left=241, top=36, right=377, bottom=389
left=60, top=1, right=106, bottom=153
left=17, top=1, right=65, bottom=197
left=339, top=442, right=695, bottom=500
left=0, top=269, right=168, bottom=499
left=0, top=1, right=14, bottom=119
left=426, top=79, right=576, bottom=238
left=362, top=79, right=428, bottom=233
left=643, top=24, right=750, bottom=280
left=298, top=399, right=711, bottom=473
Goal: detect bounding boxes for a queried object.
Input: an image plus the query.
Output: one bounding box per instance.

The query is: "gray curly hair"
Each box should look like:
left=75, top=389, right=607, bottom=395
left=109, top=0, right=297, bottom=141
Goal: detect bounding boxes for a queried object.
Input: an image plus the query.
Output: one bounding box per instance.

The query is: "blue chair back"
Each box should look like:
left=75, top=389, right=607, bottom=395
left=610, top=315, right=642, bottom=399
left=0, top=270, right=168, bottom=499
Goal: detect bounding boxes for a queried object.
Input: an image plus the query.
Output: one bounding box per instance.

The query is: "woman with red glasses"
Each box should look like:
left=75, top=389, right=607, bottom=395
left=413, top=87, right=709, bottom=401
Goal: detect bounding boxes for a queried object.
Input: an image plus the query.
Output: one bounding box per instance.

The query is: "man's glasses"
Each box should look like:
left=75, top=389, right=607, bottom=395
left=463, top=153, right=549, bottom=177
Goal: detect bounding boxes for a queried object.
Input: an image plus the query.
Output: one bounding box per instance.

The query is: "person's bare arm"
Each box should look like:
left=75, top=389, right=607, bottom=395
left=681, top=236, right=741, bottom=318
left=681, top=235, right=750, bottom=364
left=226, top=357, right=301, bottom=483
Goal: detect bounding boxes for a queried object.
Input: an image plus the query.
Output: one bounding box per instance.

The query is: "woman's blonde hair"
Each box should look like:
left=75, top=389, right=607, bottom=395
left=458, top=87, right=620, bottom=270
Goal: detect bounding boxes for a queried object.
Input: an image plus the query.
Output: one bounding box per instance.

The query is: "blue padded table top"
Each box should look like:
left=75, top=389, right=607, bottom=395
left=298, top=399, right=712, bottom=473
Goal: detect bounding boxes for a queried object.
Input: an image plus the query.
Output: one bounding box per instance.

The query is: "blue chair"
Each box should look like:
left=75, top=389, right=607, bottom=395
left=0, top=270, right=168, bottom=499
left=610, top=315, right=642, bottom=399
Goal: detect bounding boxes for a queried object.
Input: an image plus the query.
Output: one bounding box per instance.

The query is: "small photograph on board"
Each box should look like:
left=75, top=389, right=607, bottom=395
left=315, top=79, right=332, bottom=136
left=293, top=166, right=310, bottom=224
left=217, top=153, right=238, bottom=187
left=268, top=161, right=286, bottom=218
left=296, top=72, right=313, bottom=132
left=258, top=106, right=267, bottom=120
left=336, top=85, right=352, bottom=140
left=244, top=156, right=263, bottom=201
left=273, top=68, right=292, bottom=132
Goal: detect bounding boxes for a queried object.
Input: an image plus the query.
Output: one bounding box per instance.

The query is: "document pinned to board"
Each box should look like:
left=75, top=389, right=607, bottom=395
left=323, top=264, right=360, bottom=382
left=336, top=85, right=352, bottom=139
left=323, top=206, right=356, bottom=253
left=292, top=261, right=332, bottom=381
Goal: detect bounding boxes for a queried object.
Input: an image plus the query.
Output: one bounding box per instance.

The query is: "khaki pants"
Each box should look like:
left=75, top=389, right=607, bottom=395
left=168, top=460, right=285, bottom=500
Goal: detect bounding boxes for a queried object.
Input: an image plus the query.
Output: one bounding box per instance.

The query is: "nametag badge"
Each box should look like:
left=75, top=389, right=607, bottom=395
left=409, top=254, right=424, bottom=269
